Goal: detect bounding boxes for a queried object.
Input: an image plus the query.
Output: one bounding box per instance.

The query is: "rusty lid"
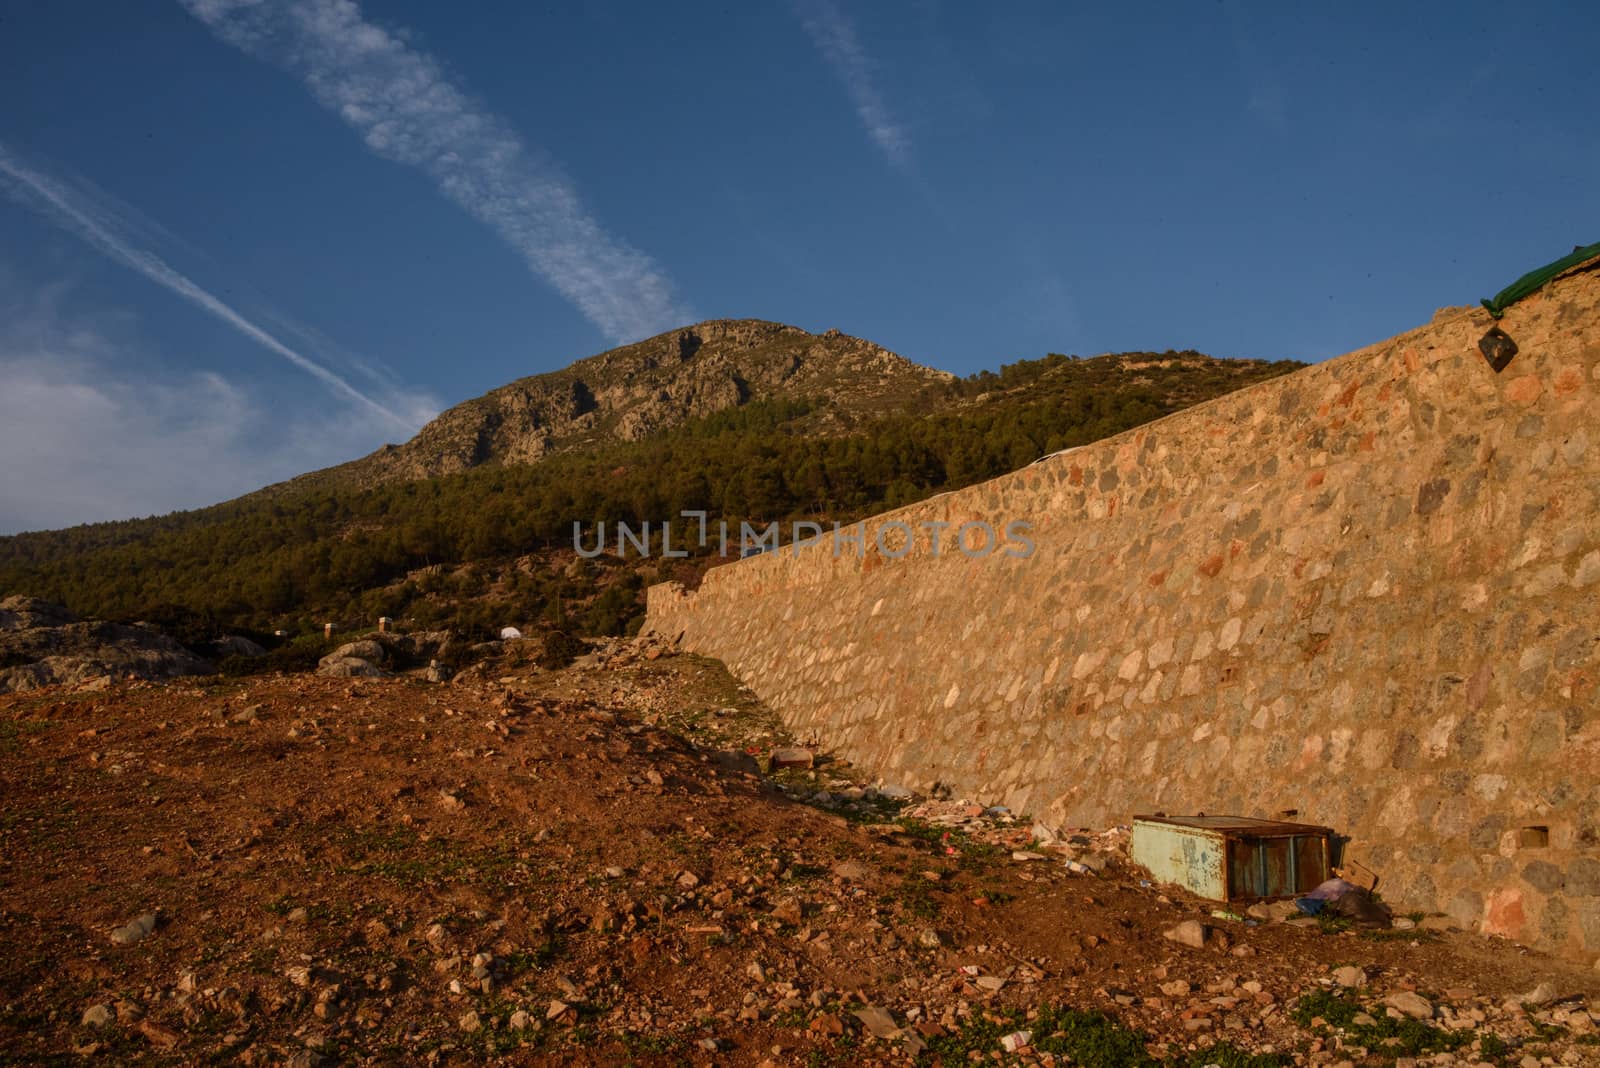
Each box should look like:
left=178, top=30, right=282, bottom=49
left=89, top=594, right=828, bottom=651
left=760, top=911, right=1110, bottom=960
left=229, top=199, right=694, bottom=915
left=1133, top=814, right=1333, bottom=837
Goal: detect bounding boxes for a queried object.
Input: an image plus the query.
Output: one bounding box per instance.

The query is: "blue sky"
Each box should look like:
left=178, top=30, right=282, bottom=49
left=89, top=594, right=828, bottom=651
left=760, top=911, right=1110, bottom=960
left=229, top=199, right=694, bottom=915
left=2, top=1, right=1597, bottom=532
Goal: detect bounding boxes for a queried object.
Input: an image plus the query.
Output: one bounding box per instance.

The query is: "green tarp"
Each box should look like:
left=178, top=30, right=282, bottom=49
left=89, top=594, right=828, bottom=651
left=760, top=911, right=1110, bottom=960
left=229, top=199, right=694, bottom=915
left=1481, top=239, right=1600, bottom=318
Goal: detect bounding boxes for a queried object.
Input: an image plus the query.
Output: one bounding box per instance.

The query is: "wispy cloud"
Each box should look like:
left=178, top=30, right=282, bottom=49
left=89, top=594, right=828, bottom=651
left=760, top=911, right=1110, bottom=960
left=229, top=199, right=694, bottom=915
left=795, top=0, right=913, bottom=169
left=181, top=0, right=690, bottom=343
left=0, top=141, right=420, bottom=430
left=0, top=274, right=434, bottom=533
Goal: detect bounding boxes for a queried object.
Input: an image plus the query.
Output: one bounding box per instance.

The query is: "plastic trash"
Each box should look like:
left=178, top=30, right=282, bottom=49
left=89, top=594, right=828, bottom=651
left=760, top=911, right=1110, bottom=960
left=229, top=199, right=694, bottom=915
left=1000, top=1031, right=1033, bottom=1052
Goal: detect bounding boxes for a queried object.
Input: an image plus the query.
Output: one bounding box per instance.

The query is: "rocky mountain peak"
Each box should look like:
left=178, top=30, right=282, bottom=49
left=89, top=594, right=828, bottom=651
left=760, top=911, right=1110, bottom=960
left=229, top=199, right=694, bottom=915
left=272, top=320, right=952, bottom=494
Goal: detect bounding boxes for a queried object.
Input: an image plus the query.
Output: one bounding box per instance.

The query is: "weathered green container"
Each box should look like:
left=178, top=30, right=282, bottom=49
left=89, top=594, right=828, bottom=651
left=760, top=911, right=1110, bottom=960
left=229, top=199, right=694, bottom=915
left=1131, top=815, right=1333, bottom=902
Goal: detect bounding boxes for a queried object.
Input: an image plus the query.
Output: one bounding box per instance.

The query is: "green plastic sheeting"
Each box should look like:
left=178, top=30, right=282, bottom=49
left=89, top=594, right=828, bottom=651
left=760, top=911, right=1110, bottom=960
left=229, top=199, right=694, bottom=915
left=1481, top=240, right=1600, bottom=318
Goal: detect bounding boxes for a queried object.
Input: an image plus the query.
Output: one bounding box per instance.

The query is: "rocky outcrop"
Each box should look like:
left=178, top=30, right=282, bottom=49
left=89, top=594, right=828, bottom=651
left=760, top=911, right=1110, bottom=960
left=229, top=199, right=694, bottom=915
left=266, top=319, right=955, bottom=495
left=212, top=635, right=267, bottom=658
left=0, top=596, right=213, bottom=693
left=315, top=631, right=451, bottom=678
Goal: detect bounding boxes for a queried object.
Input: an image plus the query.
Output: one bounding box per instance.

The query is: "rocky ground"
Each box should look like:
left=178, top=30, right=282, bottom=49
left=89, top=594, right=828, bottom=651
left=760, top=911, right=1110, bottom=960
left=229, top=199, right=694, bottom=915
left=2, top=637, right=1598, bottom=1066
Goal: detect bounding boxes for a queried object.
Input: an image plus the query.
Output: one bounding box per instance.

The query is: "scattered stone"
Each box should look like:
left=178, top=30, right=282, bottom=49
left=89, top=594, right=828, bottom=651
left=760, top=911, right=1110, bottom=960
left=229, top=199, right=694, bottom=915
left=1518, top=981, right=1559, bottom=1008
left=1163, top=920, right=1210, bottom=948
left=1247, top=900, right=1301, bottom=923
left=1385, top=991, right=1434, bottom=1020
left=17, top=626, right=1600, bottom=1067
left=769, top=747, right=814, bottom=769
left=853, top=1005, right=901, bottom=1039
left=832, top=859, right=868, bottom=880
left=137, top=1021, right=179, bottom=1049
left=1334, top=965, right=1368, bottom=988
left=109, top=913, right=158, bottom=946
left=771, top=897, right=804, bottom=926
left=81, top=1003, right=115, bottom=1029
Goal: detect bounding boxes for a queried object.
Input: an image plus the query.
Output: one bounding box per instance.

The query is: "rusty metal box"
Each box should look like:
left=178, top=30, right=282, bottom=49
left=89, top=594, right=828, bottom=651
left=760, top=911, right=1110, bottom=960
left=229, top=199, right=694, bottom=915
left=1131, top=815, right=1333, bottom=903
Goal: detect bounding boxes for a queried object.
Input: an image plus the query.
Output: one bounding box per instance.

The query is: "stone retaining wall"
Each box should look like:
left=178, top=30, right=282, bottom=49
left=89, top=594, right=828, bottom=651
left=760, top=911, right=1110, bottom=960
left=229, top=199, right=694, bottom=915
left=645, top=269, right=1600, bottom=962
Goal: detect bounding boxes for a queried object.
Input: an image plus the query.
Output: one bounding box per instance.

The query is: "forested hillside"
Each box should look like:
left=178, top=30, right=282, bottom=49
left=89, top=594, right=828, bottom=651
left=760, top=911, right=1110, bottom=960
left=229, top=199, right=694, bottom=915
left=0, top=348, right=1301, bottom=645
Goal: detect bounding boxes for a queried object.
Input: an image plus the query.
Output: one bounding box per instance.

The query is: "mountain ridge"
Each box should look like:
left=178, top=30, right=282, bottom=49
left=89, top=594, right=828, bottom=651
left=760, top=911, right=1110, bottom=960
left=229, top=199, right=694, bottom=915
left=269, top=318, right=954, bottom=496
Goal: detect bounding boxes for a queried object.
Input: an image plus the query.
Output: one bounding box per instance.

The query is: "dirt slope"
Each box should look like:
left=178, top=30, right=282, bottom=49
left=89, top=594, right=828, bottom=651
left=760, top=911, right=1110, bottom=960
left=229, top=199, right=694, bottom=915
left=1, top=643, right=1596, bottom=1066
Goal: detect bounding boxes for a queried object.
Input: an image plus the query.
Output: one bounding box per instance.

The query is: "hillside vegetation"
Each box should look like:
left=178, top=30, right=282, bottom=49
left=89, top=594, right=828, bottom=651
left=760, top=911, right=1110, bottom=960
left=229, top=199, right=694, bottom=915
left=0, top=344, right=1301, bottom=646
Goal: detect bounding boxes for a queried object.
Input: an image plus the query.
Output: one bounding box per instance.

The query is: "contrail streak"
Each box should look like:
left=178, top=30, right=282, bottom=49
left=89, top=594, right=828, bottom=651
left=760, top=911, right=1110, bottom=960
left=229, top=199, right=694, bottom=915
left=795, top=0, right=912, bottom=169
left=181, top=0, right=691, bottom=343
left=0, top=142, right=413, bottom=429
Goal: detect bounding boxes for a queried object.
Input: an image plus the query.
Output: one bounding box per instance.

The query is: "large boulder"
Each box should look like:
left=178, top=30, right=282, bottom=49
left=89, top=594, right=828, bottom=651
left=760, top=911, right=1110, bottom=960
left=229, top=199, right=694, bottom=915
left=311, top=631, right=452, bottom=678
left=384, top=630, right=451, bottom=662
left=326, top=639, right=388, bottom=664
left=213, top=635, right=267, bottom=658
left=316, top=639, right=390, bottom=678
left=316, top=656, right=389, bottom=678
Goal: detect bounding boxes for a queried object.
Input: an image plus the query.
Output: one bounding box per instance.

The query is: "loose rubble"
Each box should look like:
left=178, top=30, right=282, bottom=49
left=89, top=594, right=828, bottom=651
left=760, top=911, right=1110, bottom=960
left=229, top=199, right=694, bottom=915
left=1, top=635, right=1596, bottom=1065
